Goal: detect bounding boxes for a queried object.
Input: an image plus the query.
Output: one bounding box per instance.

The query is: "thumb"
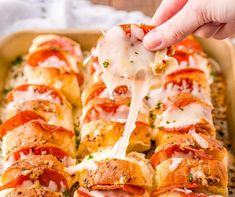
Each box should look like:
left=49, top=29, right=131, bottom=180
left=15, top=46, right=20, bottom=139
left=144, top=1, right=204, bottom=50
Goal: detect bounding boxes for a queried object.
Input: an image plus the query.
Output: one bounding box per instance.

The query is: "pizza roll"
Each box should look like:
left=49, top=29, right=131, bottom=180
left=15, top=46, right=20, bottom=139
left=154, top=158, right=228, bottom=196
left=1, top=155, right=72, bottom=192
left=24, top=66, right=81, bottom=106
left=150, top=93, right=215, bottom=141
left=66, top=151, right=153, bottom=196
left=26, top=46, right=83, bottom=84
left=151, top=133, right=228, bottom=168
left=29, top=34, right=83, bottom=63
left=78, top=120, right=151, bottom=157
left=146, top=68, right=211, bottom=109
left=1, top=114, right=75, bottom=160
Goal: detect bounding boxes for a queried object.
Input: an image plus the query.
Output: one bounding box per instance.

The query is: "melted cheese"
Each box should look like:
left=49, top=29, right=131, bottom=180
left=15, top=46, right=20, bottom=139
left=9, top=85, right=61, bottom=105
left=97, top=25, right=156, bottom=159
left=189, top=129, right=209, bottom=149
left=147, top=80, right=211, bottom=108
left=157, top=102, right=213, bottom=128
left=0, top=189, right=14, bottom=197
left=169, top=158, right=183, bottom=171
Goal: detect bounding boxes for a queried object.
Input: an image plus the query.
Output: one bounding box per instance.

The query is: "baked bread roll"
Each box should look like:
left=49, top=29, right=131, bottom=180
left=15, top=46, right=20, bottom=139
left=66, top=151, right=153, bottom=196
left=29, top=34, right=83, bottom=63
left=151, top=133, right=228, bottom=168
left=78, top=120, right=151, bottom=157
left=154, top=158, right=228, bottom=196
left=2, top=117, right=75, bottom=160
left=1, top=155, right=72, bottom=192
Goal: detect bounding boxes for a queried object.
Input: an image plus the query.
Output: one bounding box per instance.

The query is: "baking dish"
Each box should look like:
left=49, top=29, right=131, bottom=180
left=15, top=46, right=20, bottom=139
left=0, top=30, right=234, bottom=151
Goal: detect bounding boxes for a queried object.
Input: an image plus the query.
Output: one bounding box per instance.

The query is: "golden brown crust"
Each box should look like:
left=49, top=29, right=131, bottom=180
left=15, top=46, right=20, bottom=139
left=24, top=66, right=81, bottom=107
left=2, top=155, right=71, bottom=187
left=6, top=188, right=63, bottom=197
left=78, top=120, right=151, bottom=157
left=78, top=158, right=152, bottom=189
left=154, top=133, right=228, bottom=164
left=155, top=121, right=216, bottom=145
left=6, top=99, right=73, bottom=131
left=2, top=120, right=75, bottom=158
left=155, top=158, right=228, bottom=195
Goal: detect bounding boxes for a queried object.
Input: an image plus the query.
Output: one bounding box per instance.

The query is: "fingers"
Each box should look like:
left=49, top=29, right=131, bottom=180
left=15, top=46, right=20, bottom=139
left=151, top=0, right=188, bottom=26
left=213, top=22, right=235, bottom=39
left=144, top=1, right=204, bottom=50
left=193, top=22, right=224, bottom=38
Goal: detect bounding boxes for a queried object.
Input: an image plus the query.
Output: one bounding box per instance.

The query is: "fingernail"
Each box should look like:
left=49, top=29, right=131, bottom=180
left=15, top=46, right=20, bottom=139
left=143, top=32, right=163, bottom=51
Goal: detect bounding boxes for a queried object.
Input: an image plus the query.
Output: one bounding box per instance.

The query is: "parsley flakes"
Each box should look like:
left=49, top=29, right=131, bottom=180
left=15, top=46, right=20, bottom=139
left=103, top=60, right=110, bottom=68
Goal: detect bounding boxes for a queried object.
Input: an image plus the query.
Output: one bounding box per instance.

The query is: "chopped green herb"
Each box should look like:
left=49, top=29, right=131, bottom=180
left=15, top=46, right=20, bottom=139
left=88, top=154, right=94, bottom=160
left=188, top=173, right=193, bottom=182
left=130, top=60, right=134, bottom=63
left=150, top=124, right=155, bottom=129
left=3, top=88, right=12, bottom=95
left=149, top=111, right=156, bottom=120
left=166, top=121, right=170, bottom=124
left=158, top=126, right=164, bottom=129
left=210, top=70, right=217, bottom=77
left=103, top=60, right=110, bottom=68
left=11, top=56, right=23, bottom=66
left=63, top=190, right=70, bottom=197
left=134, top=51, right=139, bottom=54
left=156, top=101, right=162, bottom=109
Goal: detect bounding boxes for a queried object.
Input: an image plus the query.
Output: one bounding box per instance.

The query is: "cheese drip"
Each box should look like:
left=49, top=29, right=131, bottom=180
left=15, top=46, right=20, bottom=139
left=97, top=25, right=155, bottom=159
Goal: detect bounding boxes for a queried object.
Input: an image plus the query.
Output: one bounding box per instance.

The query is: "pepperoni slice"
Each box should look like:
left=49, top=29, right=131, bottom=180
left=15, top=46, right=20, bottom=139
left=151, top=144, right=213, bottom=168
left=12, top=145, right=68, bottom=161
left=39, top=169, right=69, bottom=191
left=0, top=111, right=44, bottom=138
left=120, top=24, right=154, bottom=35
left=0, top=175, right=28, bottom=191
left=27, top=47, right=69, bottom=68
left=38, top=38, right=82, bottom=62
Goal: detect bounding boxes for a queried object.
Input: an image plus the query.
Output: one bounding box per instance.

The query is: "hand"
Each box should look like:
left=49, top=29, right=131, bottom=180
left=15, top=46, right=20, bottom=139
left=143, top=0, right=235, bottom=50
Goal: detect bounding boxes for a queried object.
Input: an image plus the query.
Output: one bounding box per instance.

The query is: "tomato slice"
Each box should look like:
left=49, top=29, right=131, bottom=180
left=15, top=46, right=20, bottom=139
left=39, top=38, right=82, bottom=62
left=176, top=36, right=203, bottom=53
left=151, top=144, right=213, bottom=168
left=91, top=184, right=145, bottom=195
left=77, top=189, right=93, bottom=197
left=120, top=24, right=154, bottom=35
left=0, top=110, right=44, bottom=138
left=0, top=170, right=68, bottom=192
left=0, top=175, right=29, bottom=191
left=39, top=169, right=69, bottom=191
left=7, top=84, right=64, bottom=104
left=12, top=145, right=68, bottom=161
left=27, top=47, right=69, bottom=68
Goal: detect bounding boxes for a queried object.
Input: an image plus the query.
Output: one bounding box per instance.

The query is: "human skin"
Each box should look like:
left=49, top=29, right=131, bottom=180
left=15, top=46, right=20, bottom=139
left=143, top=0, right=235, bottom=50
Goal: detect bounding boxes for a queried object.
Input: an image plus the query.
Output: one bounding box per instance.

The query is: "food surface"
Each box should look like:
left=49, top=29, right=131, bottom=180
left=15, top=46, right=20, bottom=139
left=0, top=25, right=233, bottom=196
